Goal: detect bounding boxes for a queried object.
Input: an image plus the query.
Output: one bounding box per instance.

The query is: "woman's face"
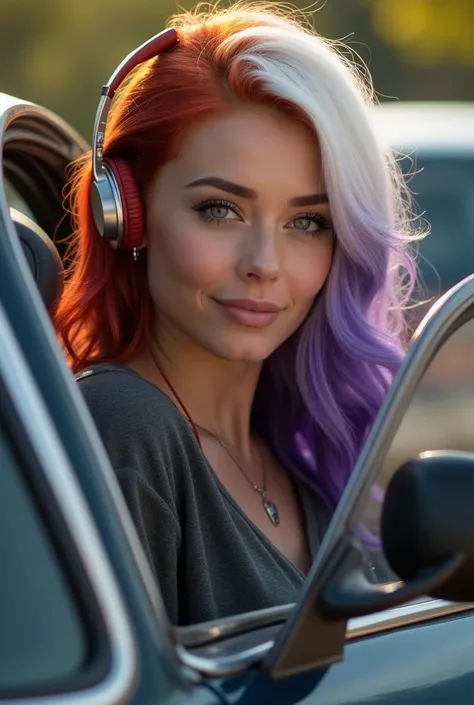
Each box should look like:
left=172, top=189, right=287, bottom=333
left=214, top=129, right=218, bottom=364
left=144, top=105, right=334, bottom=363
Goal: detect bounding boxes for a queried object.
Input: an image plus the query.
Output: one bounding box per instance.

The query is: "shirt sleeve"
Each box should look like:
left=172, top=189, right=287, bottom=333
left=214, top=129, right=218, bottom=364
left=76, top=367, right=187, bottom=623
left=114, top=466, right=181, bottom=623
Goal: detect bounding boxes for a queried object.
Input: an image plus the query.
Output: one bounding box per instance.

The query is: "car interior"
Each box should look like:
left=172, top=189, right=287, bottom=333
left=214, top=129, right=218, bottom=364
left=11, top=208, right=64, bottom=313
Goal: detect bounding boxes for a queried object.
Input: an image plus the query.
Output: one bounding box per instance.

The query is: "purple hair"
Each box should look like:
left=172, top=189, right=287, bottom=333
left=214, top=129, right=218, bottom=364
left=232, top=9, right=423, bottom=513
left=253, top=227, right=417, bottom=513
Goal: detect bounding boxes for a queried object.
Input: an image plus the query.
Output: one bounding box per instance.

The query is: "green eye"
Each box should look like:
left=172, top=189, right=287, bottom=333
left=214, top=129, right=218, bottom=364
left=192, top=199, right=241, bottom=223
left=289, top=213, right=333, bottom=236
left=209, top=205, right=231, bottom=219
left=294, top=217, right=317, bottom=231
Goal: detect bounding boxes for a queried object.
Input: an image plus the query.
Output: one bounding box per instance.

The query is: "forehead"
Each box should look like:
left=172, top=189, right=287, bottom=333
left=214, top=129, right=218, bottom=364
left=161, top=105, right=324, bottom=192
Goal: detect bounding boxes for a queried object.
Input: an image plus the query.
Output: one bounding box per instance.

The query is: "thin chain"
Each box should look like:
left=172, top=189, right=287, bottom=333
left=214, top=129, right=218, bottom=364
left=144, top=340, right=280, bottom=525
left=145, top=330, right=202, bottom=446
left=195, top=423, right=268, bottom=497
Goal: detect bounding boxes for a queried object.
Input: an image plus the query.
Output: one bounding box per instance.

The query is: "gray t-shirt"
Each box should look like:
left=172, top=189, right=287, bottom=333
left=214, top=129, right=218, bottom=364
left=77, top=363, right=331, bottom=626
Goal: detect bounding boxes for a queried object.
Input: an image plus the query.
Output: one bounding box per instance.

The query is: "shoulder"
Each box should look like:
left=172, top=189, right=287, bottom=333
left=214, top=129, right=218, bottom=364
left=76, top=362, right=199, bottom=465
left=76, top=362, right=179, bottom=419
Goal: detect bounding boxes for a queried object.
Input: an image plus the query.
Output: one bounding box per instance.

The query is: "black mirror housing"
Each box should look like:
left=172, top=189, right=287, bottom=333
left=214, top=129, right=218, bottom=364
left=382, top=451, right=474, bottom=602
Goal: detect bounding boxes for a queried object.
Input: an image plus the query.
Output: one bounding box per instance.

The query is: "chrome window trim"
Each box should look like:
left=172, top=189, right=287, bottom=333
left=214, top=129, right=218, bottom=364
left=179, top=596, right=474, bottom=652
left=177, top=598, right=474, bottom=678
left=347, top=599, right=474, bottom=640
left=0, top=304, right=138, bottom=705
left=177, top=603, right=293, bottom=647
left=177, top=641, right=276, bottom=679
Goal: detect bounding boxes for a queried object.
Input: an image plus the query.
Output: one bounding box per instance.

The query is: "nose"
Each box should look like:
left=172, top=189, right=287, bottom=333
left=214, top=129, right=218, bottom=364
left=236, top=226, right=281, bottom=283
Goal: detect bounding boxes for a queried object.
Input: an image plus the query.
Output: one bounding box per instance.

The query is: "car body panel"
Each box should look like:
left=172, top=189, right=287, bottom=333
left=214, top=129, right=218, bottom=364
left=211, top=609, right=474, bottom=705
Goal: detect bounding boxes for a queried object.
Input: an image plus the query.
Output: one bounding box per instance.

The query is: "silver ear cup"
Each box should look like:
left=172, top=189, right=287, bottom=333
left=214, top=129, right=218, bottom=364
left=90, top=164, right=124, bottom=247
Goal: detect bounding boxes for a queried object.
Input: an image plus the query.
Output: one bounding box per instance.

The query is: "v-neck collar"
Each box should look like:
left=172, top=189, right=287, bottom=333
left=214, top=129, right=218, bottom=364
left=77, top=361, right=330, bottom=577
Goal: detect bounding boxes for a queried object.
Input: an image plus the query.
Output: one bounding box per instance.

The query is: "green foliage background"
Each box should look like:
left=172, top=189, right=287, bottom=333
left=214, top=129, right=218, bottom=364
left=0, top=0, right=473, bottom=141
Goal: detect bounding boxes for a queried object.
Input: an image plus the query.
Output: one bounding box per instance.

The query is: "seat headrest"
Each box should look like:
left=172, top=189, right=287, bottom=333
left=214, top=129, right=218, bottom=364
left=10, top=208, right=64, bottom=313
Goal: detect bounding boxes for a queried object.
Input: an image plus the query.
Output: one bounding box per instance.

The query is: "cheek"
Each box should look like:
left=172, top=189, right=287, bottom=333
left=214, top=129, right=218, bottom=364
left=289, top=239, right=334, bottom=306
left=146, top=212, right=233, bottom=292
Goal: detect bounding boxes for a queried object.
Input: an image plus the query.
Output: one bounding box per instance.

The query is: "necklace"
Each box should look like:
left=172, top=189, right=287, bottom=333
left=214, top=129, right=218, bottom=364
left=195, top=424, right=281, bottom=527
left=144, top=335, right=280, bottom=526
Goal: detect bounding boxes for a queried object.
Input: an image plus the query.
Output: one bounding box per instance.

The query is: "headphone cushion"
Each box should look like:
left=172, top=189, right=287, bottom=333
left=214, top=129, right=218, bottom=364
left=106, top=157, right=144, bottom=249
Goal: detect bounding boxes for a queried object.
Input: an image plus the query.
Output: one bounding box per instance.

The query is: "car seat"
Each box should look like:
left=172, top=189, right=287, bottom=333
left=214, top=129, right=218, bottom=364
left=10, top=208, right=64, bottom=314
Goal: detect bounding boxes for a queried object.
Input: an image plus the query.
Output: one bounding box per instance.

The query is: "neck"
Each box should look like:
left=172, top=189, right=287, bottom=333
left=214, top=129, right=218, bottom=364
left=129, top=324, right=263, bottom=456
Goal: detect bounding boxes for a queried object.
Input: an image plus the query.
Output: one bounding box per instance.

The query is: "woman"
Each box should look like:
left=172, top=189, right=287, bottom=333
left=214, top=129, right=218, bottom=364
left=55, top=2, right=419, bottom=626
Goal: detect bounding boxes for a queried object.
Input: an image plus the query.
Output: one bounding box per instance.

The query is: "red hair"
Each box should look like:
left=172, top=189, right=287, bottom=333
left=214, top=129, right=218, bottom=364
left=54, top=3, right=311, bottom=371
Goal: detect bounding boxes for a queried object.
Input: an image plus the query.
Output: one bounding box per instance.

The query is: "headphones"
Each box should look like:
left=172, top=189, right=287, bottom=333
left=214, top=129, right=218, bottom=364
left=90, top=28, right=179, bottom=250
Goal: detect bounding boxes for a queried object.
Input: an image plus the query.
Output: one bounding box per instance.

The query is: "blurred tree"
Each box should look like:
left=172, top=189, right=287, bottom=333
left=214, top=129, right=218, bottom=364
left=0, top=0, right=472, bottom=139
left=0, top=0, right=181, bottom=136
left=365, top=0, right=474, bottom=66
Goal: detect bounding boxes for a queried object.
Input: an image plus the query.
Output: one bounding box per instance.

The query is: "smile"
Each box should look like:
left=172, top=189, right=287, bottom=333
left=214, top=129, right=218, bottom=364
left=213, top=298, right=283, bottom=328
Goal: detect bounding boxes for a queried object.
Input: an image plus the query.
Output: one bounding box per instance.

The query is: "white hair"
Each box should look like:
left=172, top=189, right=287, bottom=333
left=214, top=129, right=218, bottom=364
left=215, top=16, right=419, bottom=273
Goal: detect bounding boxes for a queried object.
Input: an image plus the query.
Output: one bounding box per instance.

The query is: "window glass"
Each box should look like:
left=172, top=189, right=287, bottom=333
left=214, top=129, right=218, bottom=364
left=353, top=318, right=474, bottom=587
left=0, top=425, right=87, bottom=692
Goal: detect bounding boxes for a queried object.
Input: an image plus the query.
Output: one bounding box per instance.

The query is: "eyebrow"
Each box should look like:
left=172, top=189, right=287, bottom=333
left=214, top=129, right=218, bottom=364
left=185, top=176, right=329, bottom=207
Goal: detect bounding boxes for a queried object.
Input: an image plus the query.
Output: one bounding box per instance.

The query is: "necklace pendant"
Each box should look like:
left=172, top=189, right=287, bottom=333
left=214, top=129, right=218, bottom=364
left=263, top=498, right=280, bottom=526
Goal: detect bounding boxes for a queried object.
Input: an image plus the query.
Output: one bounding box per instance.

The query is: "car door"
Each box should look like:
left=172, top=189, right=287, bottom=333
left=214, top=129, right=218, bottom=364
left=2, top=91, right=473, bottom=705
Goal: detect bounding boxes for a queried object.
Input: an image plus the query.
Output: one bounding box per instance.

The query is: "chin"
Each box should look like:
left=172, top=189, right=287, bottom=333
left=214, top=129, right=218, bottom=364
left=206, top=335, right=279, bottom=364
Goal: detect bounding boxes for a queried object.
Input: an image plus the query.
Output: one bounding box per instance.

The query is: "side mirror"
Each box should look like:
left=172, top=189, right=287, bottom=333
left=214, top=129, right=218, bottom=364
left=382, top=451, right=474, bottom=602
left=319, top=450, right=474, bottom=621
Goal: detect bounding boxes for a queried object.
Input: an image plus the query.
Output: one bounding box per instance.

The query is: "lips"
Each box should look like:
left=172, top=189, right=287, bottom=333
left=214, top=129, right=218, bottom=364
left=215, top=298, right=283, bottom=313
left=213, top=298, right=283, bottom=328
